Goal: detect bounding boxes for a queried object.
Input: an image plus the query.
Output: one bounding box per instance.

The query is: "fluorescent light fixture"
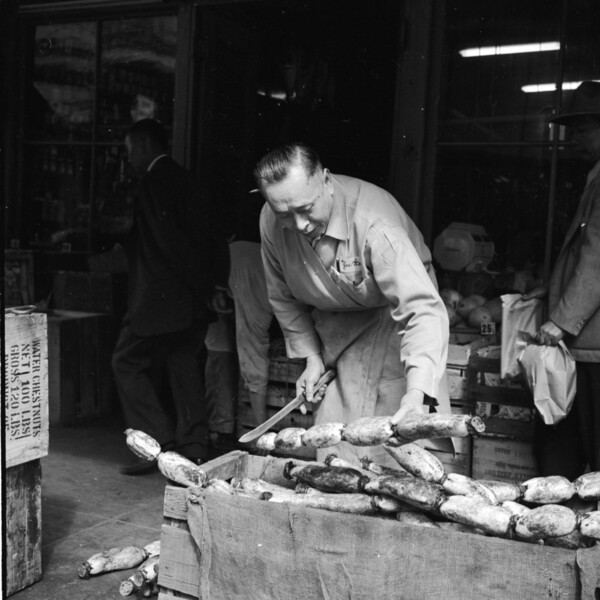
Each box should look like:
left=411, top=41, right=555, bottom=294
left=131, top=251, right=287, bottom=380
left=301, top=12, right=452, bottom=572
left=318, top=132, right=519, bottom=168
left=522, top=80, right=600, bottom=93
left=459, top=41, right=560, bottom=58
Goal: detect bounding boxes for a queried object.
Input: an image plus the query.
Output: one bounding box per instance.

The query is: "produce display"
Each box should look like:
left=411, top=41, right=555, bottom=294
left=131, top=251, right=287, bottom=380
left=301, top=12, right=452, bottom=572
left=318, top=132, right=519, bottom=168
left=440, top=288, right=503, bottom=329
left=120, top=428, right=600, bottom=564
left=255, top=413, right=485, bottom=452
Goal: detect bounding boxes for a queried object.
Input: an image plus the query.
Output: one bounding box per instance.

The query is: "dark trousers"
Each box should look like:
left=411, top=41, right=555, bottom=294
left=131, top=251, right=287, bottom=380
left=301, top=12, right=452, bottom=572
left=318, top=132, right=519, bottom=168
left=534, top=361, right=600, bottom=479
left=112, top=318, right=209, bottom=460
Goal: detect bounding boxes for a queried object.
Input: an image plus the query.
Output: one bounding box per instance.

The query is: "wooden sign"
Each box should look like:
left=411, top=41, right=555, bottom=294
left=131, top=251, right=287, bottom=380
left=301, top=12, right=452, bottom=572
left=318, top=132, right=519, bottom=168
left=4, top=312, right=49, bottom=468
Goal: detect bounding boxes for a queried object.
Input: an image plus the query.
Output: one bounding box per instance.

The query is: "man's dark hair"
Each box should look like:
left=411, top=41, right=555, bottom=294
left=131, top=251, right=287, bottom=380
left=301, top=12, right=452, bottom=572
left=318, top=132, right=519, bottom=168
left=254, top=143, right=322, bottom=189
left=127, top=118, right=168, bottom=152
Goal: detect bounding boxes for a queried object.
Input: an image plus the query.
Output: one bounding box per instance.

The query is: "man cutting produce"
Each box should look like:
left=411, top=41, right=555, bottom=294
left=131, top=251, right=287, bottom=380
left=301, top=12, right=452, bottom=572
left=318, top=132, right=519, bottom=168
left=255, top=142, right=450, bottom=464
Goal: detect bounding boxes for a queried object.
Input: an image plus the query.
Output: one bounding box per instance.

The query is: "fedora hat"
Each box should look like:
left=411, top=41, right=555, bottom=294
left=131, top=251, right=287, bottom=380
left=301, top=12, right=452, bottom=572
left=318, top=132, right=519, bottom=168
left=551, top=81, right=600, bottom=125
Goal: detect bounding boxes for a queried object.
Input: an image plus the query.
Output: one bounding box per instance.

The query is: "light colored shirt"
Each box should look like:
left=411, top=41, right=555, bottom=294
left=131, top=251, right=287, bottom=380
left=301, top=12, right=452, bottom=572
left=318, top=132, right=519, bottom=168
left=260, top=173, right=449, bottom=397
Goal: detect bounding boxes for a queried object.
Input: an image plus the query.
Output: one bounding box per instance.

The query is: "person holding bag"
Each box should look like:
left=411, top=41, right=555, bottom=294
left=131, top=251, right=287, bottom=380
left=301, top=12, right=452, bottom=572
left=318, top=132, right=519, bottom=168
left=523, top=81, right=600, bottom=479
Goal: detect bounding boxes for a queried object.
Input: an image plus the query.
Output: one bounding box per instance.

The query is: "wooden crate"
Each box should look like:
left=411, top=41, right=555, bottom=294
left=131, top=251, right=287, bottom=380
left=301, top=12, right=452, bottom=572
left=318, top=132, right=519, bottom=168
left=5, top=460, right=42, bottom=596
left=48, top=310, right=116, bottom=425
left=471, top=436, right=538, bottom=484
left=4, top=312, right=49, bottom=468
left=157, top=451, right=600, bottom=600
left=466, top=345, right=535, bottom=440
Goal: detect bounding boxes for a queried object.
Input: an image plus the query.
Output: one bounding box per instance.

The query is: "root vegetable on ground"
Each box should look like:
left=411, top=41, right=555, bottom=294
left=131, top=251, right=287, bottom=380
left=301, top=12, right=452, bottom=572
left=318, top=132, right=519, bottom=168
left=78, top=546, right=147, bottom=579
left=119, top=555, right=159, bottom=597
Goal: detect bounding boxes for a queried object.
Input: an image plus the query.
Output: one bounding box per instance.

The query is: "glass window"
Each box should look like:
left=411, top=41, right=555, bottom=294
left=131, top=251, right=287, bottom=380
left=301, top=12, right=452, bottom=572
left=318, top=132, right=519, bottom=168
left=433, top=0, right=599, bottom=286
left=20, top=14, right=177, bottom=253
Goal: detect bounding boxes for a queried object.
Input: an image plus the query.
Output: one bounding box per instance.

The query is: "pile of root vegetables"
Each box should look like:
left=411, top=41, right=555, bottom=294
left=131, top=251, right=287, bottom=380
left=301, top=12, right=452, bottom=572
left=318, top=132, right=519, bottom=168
left=124, top=418, right=600, bottom=549
left=78, top=539, right=160, bottom=597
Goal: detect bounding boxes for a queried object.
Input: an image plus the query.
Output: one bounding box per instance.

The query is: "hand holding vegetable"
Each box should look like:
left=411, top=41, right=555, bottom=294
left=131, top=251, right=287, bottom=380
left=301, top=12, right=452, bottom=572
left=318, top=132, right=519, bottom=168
left=390, top=389, right=426, bottom=427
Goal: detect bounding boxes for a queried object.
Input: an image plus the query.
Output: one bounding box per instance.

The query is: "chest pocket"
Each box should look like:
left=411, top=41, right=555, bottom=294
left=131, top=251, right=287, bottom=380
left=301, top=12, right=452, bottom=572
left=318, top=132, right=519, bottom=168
left=330, top=269, right=385, bottom=307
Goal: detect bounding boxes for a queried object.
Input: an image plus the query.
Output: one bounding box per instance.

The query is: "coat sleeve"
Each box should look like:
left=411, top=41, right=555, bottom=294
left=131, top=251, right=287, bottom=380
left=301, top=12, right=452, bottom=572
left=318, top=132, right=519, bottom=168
left=550, top=181, right=600, bottom=336
left=368, top=221, right=449, bottom=398
left=259, top=207, right=321, bottom=358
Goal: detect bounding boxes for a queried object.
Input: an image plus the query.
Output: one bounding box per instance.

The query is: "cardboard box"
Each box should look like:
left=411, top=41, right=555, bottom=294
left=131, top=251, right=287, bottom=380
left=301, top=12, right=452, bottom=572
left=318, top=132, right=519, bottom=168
left=4, top=312, right=49, bottom=469
left=471, top=436, right=538, bottom=483
left=157, top=451, right=599, bottom=600
left=5, top=460, right=42, bottom=596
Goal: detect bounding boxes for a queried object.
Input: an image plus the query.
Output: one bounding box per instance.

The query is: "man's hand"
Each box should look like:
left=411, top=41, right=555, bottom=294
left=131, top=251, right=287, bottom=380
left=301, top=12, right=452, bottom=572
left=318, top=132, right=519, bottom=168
left=521, top=284, right=548, bottom=302
left=296, top=354, right=325, bottom=414
left=390, top=389, right=426, bottom=426
left=535, top=320, right=565, bottom=345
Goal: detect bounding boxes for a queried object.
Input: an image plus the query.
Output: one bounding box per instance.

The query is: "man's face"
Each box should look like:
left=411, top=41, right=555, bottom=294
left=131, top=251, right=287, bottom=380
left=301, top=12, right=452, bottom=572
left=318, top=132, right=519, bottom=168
left=569, top=118, right=600, bottom=160
left=263, top=164, right=334, bottom=244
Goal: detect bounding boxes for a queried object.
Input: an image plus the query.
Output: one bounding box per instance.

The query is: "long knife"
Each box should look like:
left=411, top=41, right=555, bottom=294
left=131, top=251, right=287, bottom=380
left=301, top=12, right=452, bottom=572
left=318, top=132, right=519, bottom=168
left=238, top=369, right=336, bottom=444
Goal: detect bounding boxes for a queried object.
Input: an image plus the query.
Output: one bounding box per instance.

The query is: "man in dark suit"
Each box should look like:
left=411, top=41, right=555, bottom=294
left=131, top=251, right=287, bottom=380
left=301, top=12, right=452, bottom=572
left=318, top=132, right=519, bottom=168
left=112, top=118, right=229, bottom=474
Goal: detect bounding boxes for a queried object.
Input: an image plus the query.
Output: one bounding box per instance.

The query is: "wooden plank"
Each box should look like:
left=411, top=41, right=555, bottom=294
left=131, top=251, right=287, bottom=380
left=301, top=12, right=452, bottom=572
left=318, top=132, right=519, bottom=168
left=5, top=460, right=42, bottom=595
left=158, top=525, right=200, bottom=599
left=4, top=313, right=49, bottom=468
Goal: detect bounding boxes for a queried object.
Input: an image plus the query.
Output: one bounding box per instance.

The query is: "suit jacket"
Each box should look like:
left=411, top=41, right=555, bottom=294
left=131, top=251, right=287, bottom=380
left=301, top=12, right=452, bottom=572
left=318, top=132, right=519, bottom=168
left=126, top=156, right=228, bottom=336
left=549, top=161, right=600, bottom=362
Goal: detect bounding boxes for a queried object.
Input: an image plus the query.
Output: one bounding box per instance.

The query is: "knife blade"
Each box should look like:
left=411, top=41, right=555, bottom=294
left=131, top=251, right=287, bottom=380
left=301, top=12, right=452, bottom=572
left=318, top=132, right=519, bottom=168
left=238, top=369, right=336, bottom=444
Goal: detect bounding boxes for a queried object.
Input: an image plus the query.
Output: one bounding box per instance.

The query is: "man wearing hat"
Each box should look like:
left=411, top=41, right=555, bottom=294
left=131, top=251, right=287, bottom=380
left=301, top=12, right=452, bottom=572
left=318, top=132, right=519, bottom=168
left=524, top=81, right=600, bottom=479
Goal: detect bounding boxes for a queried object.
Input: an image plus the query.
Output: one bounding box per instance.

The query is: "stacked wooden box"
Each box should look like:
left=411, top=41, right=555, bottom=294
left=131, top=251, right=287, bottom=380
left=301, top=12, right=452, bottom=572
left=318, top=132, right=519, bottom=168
left=4, top=312, right=49, bottom=596
left=466, top=345, right=538, bottom=483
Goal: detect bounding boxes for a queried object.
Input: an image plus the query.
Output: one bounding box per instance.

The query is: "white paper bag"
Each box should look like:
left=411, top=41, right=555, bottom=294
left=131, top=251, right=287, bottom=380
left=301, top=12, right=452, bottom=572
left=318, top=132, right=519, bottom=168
left=500, top=293, right=544, bottom=379
left=518, top=338, right=577, bottom=425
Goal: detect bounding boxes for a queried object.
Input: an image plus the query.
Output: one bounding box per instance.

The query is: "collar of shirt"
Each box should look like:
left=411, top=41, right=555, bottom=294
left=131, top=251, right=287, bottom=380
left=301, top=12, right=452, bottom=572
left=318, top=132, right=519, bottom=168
left=586, top=158, right=600, bottom=185
left=147, top=154, right=168, bottom=172
left=321, top=177, right=349, bottom=243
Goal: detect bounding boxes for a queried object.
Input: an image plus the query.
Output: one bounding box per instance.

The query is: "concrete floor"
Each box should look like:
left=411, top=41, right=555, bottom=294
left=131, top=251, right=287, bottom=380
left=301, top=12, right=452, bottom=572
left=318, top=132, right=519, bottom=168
left=10, top=415, right=169, bottom=600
